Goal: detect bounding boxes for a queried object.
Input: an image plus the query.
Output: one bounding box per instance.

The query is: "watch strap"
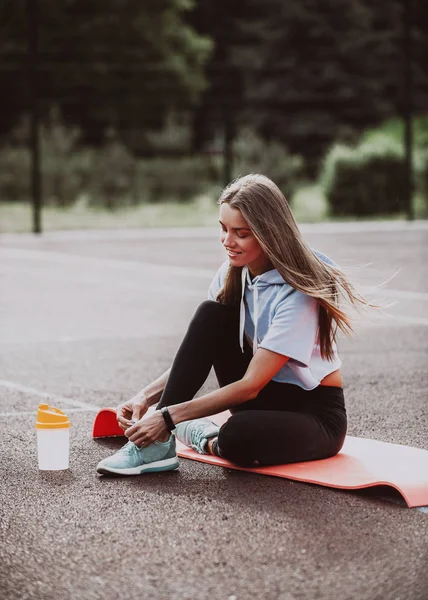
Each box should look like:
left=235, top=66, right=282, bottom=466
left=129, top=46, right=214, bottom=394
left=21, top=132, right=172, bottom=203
left=161, top=406, right=176, bottom=432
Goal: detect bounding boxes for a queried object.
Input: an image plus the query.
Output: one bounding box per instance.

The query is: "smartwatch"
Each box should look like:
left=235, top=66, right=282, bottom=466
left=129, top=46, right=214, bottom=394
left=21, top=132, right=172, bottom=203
left=161, top=406, right=176, bottom=432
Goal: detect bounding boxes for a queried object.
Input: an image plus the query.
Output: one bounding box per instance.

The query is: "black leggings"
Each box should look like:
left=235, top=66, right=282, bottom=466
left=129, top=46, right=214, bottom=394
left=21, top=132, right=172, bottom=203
left=157, top=300, right=347, bottom=467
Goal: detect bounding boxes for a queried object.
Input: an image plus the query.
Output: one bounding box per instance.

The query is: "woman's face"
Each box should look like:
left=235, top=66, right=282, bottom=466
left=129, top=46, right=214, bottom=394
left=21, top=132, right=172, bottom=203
left=219, top=203, right=272, bottom=277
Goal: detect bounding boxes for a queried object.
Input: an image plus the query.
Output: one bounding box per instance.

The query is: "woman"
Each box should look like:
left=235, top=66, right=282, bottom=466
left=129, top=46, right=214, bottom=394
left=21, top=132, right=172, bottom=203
left=97, top=174, right=368, bottom=476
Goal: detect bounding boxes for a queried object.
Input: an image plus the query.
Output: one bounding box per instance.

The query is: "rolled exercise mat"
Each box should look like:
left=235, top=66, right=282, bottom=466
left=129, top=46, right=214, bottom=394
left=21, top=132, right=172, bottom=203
left=92, top=408, right=124, bottom=439
left=176, top=411, right=428, bottom=509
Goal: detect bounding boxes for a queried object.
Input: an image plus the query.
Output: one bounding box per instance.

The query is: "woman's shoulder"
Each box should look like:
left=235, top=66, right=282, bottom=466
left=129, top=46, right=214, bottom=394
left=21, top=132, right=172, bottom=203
left=275, top=285, right=317, bottom=310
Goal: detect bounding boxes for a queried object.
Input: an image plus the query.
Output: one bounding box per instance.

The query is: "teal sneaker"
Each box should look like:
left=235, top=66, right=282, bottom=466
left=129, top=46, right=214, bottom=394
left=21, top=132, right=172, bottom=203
left=96, top=435, right=179, bottom=476
left=174, top=418, right=219, bottom=454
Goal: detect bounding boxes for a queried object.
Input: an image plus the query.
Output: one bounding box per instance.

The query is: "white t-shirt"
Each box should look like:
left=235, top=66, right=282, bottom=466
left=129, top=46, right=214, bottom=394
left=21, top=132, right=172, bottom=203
left=207, top=251, right=342, bottom=391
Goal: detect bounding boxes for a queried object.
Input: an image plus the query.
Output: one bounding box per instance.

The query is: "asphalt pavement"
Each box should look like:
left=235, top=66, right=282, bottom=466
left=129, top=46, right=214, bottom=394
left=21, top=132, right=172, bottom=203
left=0, top=221, right=427, bottom=600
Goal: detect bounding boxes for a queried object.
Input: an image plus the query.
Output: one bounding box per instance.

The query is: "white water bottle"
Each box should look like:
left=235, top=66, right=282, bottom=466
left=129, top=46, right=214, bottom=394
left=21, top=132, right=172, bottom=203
left=35, top=404, right=70, bottom=470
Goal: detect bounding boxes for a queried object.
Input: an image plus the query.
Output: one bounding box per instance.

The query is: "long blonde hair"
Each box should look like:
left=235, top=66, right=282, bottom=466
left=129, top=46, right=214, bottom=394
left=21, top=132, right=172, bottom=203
left=216, top=174, right=371, bottom=361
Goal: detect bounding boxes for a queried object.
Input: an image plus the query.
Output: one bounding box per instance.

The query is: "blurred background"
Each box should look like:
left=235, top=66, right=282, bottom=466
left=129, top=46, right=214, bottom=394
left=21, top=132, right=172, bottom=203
left=0, top=0, right=427, bottom=233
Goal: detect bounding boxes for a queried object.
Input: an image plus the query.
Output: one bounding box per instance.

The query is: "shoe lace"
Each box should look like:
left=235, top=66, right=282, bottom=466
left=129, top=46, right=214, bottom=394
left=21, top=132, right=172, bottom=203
left=117, top=441, right=137, bottom=455
left=191, top=426, right=207, bottom=452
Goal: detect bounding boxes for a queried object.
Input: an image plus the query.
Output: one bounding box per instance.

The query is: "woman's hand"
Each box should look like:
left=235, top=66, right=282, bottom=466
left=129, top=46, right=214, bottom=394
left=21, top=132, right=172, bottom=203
left=124, top=411, right=169, bottom=447
left=116, top=395, right=149, bottom=431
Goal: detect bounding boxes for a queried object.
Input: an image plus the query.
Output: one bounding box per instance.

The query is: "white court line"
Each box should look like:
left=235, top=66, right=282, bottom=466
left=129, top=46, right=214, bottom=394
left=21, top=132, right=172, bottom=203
left=6, top=263, right=427, bottom=309
left=1, top=396, right=427, bottom=514
left=1, top=220, right=427, bottom=242
left=0, top=247, right=214, bottom=280
left=1, top=247, right=428, bottom=303
left=0, top=264, right=205, bottom=301
left=0, top=407, right=95, bottom=418
left=2, top=248, right=428, bottom=327
left=0, top=379, right=99, bottom=411
left=1, top=376, right=426, bottom=513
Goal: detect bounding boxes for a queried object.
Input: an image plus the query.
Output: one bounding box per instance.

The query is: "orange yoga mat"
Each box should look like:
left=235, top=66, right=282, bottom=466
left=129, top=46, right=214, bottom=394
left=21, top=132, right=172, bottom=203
left=93, top=409, right=428, bottom=508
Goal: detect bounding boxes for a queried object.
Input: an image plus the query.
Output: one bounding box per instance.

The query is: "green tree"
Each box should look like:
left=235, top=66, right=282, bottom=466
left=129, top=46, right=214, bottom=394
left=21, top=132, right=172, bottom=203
left=186, top=0, right=247, bottom=151
left=188, top=0, right=428, bottom=173
left=0, top=0, right=212, bottom=152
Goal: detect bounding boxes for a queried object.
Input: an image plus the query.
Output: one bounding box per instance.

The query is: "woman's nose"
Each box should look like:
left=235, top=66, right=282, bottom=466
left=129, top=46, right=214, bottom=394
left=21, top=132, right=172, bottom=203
left=223, top=232, right=236, bottom=247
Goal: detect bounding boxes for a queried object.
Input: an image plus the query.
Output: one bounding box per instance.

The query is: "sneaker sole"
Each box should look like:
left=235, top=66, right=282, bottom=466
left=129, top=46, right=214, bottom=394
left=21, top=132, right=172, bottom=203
left=97, top=456, right=180, bottom=476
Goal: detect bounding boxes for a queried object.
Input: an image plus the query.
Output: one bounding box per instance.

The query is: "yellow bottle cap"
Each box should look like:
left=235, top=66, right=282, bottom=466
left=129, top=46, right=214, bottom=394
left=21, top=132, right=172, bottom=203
left=35, top=404, right=70, bottom=429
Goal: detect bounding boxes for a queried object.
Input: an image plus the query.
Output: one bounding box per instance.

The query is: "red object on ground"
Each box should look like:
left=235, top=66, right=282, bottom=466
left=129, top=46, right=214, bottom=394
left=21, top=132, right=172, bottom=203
left=92, top=408, right=125, bottom=439
left=92, top=408, right=428, bottom=508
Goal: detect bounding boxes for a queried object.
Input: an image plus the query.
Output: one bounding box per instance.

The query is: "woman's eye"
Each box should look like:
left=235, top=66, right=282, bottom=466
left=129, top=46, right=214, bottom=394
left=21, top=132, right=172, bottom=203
left=220, top=227, right=248, bottom=239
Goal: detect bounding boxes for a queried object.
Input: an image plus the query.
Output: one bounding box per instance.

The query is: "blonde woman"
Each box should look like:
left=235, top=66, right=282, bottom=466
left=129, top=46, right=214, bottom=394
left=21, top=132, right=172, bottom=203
left=97, top=174, right=368, bottom=475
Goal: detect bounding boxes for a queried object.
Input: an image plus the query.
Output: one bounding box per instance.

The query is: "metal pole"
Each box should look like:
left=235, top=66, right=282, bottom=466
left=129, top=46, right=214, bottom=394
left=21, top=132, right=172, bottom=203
left=28, top=0, right=42, bottom=234
left=223, top=100, right=236, bottom=187
left=403, top=0, right=414, bottom=220
left=223, top=108, right=232, bottom=186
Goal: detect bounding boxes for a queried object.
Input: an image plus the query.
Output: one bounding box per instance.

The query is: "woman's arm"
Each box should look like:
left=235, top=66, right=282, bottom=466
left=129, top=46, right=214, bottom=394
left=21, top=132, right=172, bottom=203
left=140, top=367, right=171, bottom=406
left=125, top=349, right=289, bottom=446
left=116, top=367, right=171, bottom=429
left=169, top=348, right=289, bottom=424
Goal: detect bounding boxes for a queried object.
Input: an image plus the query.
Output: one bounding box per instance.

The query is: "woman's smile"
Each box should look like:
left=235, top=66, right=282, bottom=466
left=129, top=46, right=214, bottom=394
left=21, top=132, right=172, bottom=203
left=226, top=249, right=242, bottom=258
left=219, top=203, right=272, bottom=276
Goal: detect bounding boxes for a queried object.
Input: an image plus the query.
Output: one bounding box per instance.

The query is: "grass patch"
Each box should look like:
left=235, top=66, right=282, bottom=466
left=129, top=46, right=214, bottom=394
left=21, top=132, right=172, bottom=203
left=0, top=188, right=330, bottom=234
left=291, top=184, right=328, bottom=222
left=0, top=195, right=221, bottom=234
left=292, top=184, right=427, bottom=222
left=1, top=186, right=425, bottom=234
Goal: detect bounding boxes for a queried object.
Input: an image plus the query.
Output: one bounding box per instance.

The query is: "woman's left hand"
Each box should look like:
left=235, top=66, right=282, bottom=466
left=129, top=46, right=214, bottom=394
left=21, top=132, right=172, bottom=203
left=125, top=411, right=169, bottom=447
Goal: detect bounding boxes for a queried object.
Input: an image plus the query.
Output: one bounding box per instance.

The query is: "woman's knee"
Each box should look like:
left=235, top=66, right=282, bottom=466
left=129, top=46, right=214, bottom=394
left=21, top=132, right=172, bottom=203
left=193, top=300, right=227, bottom=322
left=191, top=300, right=236, bottom=332
left=217, top=412, right=255, bottom=467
